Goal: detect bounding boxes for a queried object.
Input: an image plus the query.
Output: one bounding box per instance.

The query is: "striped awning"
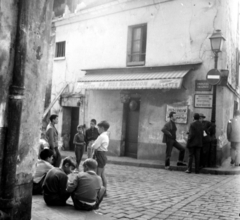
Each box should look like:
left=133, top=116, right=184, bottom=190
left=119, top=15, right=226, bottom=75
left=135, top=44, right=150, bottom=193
left=78, top=69, right=190, bottom=90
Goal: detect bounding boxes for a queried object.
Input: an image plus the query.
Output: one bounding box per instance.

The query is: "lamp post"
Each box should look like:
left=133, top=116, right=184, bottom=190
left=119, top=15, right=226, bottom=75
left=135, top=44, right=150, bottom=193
left=208, top=30, right=225, bottom=167
left=209, top=29, right=225, bottom=124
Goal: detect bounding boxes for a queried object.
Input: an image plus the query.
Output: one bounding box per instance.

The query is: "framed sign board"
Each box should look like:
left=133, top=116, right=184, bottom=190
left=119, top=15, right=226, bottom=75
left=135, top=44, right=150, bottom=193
left=194, top=94, right=213, bottom=108
left=195, top=80, right=212, bottom=91
left=166, top=105, right=188, bottom=124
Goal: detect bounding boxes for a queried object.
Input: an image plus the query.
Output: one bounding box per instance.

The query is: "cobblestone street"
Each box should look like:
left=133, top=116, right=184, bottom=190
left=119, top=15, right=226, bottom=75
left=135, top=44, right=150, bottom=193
left=97, top=164, right=240, bottom=220
left=32, top=164, right=240, bottom=220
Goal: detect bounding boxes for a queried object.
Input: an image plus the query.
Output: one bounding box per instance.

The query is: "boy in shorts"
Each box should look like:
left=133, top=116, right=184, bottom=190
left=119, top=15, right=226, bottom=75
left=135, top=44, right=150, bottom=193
left=91, top=121, right=110, bottom=193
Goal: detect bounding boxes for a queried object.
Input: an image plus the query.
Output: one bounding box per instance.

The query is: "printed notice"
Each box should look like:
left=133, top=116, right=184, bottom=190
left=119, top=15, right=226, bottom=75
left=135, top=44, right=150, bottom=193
left=166, top=105, right=188, bottom=124
left=194, top=94, right=213, bottom=108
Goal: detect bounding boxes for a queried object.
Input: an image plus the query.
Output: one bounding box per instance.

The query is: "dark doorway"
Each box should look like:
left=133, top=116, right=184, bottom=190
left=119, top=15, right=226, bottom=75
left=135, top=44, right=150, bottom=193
left=69, top=107, right=79, bottom=151
left=125, top=99, right=140, bottom=158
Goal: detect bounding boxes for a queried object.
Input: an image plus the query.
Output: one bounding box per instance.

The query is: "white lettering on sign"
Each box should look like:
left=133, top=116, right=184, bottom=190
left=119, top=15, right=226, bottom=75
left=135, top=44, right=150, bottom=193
left=78, top=79, right=183, bottom=89
left=194, top=94, right=213, bottom=108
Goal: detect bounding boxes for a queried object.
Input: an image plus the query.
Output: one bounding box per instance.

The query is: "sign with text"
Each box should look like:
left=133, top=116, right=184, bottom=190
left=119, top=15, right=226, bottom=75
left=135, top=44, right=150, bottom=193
left=78, top=79, right=182, bottom=90
left=194, top=94, right=213, bottom=108
left=166, top=105, right=188, bottom=124
left=195, top=80, right=212, bottom=91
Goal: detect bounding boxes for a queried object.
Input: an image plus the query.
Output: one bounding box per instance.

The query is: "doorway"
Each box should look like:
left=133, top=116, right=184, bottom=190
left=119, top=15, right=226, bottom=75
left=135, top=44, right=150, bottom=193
left=69, top=107, right=79, bottom=151
left=125, top=99, right=140, bottom=158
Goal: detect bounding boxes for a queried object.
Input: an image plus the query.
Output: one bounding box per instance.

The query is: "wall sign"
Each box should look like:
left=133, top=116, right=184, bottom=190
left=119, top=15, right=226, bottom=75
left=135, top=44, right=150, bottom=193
left=194, top=94, right=213, bottom=108
left=195, top=80, right=212, bottom=91
left=166, top=105, right=188, bottom=124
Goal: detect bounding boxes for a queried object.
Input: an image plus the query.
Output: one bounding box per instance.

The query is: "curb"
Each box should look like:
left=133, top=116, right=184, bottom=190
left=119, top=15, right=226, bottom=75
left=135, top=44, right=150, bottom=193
left=62, top=153, right=240, bottom=175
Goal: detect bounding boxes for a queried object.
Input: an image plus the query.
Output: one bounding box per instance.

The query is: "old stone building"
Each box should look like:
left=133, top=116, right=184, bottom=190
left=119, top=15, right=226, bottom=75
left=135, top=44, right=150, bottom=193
left=50, top=0, right=239, bottom=164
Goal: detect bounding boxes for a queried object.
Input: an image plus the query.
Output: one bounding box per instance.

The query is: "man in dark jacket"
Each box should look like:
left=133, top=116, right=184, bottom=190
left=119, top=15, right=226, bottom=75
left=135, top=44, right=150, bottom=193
left=161, top=112, right=186, bottom=170
left=85, top=119, right=99, bottom=158
left=42, top=157, right=75, bottom=206
left=199, top=113, right=212, bottom=168
left=185, top=113, right=203, bottom=174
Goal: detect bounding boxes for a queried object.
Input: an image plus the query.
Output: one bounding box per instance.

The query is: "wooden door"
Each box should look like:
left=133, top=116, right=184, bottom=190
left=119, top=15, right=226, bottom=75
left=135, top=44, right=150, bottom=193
left=125, top=99, right=140, bottom=158
left=69, top=107, right=79, bottom=151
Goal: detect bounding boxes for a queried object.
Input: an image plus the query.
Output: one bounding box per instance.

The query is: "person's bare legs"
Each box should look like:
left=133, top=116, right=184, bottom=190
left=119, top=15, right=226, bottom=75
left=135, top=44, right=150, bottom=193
left=97, top=167, right=107, bottom=189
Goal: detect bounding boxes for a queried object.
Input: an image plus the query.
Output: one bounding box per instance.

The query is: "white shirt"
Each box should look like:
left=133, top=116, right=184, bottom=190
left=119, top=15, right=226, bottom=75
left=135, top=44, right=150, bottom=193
left=91, top=131, right=109, bottom=151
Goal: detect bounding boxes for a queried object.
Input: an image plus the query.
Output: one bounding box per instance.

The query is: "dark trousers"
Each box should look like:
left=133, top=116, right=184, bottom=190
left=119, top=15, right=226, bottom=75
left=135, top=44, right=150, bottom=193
left=43, top=193, right=70, bottom=206
left=75, top=145, right=85, bottom=169
left=187, top=147, right=201, bottom=173
left=72, top=186, right=106, bottom=211
left=200, top=142, right=210, bottom=168
left=165, top=140, right=185, bottom=166
left=53, top=147, right=62, bottom=167
left=32, top=175, right=46, bottom=195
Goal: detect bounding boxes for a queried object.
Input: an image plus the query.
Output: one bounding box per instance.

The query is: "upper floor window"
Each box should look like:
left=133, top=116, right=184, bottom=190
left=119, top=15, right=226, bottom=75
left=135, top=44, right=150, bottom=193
left=127, top=24, right=147, bottom=66
left=55, top=41, right=66, bottom=58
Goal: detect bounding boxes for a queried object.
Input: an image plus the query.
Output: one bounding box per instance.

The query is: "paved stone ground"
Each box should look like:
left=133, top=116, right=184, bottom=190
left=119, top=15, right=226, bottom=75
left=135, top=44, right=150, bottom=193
left=32, top=164, right=240, bottom=220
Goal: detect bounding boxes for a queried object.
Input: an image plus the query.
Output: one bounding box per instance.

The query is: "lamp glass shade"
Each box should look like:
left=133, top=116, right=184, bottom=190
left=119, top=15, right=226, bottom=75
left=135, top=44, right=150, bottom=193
left=210, top=38, right=224, bottom=52
left=209, top=30, right=225, bottom=52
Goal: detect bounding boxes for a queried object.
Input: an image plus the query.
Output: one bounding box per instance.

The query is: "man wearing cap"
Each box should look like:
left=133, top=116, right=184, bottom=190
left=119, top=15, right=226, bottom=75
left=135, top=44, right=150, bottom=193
left=199, top=113, right=213, bottom=168
left=161, top=111, right=186, bottom=170
left=185, top=113, right=203, bottom=174
left=46, top=114, right=62, bottom=167
left=227, top=110, right=240, bottom=167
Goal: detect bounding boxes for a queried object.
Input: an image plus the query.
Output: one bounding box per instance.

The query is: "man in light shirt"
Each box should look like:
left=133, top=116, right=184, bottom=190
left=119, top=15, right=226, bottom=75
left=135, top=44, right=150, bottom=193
left=91, top=121, right=110, bottom=193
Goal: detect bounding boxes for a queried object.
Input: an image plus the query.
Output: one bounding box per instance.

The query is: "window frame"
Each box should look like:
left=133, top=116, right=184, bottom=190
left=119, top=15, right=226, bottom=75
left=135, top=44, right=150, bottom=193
left=126, top=23, right=147, bottom=67
left=55, top=41, right=66, bottom=58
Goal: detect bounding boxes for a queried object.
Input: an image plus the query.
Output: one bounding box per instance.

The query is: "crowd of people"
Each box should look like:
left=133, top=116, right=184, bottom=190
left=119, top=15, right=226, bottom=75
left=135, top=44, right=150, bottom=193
left=32, top=114, right=110, bottom=211
left=161, top=111, right=216, bottom=174
left=33, top=109, right=240, bottom=209
left=162, top=110, right=240, bottom=173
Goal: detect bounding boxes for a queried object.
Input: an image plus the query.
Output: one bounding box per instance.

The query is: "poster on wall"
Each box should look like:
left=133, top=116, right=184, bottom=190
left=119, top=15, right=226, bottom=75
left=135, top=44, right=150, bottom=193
left=166, top=105, right=188, bottom=124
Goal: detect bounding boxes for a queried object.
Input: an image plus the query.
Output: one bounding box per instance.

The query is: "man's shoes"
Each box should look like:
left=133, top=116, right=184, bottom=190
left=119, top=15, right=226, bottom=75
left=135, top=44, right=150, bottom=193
left=177, top=162, right=187, bottom=166
left=185, top=170, right=191, bottom=173
left=165, top=166, right=171, bottom=171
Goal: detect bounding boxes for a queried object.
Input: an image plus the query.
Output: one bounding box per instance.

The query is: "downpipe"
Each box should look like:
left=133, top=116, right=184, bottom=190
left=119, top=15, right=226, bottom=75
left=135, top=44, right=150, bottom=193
left=0, top=0, right=28, bottom=218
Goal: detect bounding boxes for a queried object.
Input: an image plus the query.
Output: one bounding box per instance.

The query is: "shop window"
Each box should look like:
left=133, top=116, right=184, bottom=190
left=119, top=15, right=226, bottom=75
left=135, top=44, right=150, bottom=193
left=127, top=24, right=147, bottom=66
left=55, top=41, right=66, bottom=58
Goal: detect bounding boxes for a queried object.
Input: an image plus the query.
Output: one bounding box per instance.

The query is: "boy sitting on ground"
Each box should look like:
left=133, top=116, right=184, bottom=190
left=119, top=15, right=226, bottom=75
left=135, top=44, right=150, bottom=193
left=67, top=159, right=106, bottom=211
left=33, top=148, right=54, bottom=195
left=42, top=157, right=75, bottom=206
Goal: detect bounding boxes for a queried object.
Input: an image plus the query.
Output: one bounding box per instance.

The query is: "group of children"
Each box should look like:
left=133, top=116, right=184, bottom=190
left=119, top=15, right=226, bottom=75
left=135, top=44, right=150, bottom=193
left=32, top=118, right=110, bottom=211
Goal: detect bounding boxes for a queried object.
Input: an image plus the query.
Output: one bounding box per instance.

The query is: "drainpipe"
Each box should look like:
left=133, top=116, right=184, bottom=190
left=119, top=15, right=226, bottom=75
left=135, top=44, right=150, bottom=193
left=0, top=0, right=28, bottom=218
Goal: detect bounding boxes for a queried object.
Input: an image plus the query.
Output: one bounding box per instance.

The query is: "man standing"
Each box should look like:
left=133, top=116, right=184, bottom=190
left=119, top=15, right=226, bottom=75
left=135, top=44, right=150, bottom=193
left=161, top=112, right=186, bottom=170
left=227, top=110, right=240, bottom=167
left=67, top=159, right=106, bottom=211
left=185, top=113, right=203, bottom=174
left=199, top=113, right=212, bottom=168
left=85, top=119, right=99, bottom=158
left=46, top=114, right=61, bottom=167
left=42, top=157, right=75, bottom=206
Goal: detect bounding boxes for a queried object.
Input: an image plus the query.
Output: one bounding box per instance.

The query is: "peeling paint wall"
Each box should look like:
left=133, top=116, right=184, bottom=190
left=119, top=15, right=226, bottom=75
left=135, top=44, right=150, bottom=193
left=0, top=0, right=53, bottom=219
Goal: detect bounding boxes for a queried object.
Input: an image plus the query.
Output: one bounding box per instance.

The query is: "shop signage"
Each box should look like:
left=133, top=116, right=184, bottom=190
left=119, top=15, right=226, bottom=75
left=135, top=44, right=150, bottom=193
left=78, top=79, right=183, bottom=90
left=194, top=94, right=213, bottom=108
left=166, top=105, right=188, bottom=124
left=195, top=80, right=212, bottom=91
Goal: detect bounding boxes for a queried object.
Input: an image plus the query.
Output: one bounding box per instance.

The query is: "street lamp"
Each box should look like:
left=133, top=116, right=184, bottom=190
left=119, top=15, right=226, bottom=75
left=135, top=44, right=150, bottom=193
left=208, top=30, right=225, bottom=167
left=209, top=29, right=225, bottom=69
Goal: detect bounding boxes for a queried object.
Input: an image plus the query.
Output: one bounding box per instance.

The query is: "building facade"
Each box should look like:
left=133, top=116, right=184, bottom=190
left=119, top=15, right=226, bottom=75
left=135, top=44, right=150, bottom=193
left=50, top=0, right=240, bottom=163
